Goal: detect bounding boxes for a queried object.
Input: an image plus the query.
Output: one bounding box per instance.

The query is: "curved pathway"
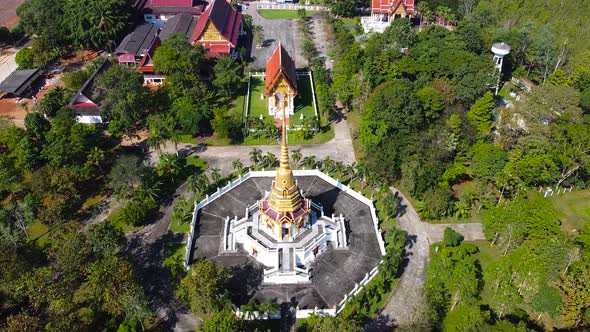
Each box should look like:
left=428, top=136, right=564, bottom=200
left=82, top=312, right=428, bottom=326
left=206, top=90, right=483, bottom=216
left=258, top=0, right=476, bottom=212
left=147, top=116, right=355, bottom=174
left=366, top=189, right=485, bottom=330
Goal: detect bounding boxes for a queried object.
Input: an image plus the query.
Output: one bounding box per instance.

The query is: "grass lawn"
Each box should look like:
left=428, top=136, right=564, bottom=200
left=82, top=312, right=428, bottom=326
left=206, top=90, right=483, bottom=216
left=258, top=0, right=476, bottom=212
left=550, top=189, right=590, bottom=233
left=169, top=214, right=192, bottom=233
left=178, top=134, right=198, bottom=144
left=345, top=109, right=364, bottom=159
left=28, top=222, right=50, bottom=246
left=257, top=9, right=316, bottom=19
left=108, top=208, right=142, bottom=233
left=246, top=75, right=318, bottom=127
left=186, top=155, right=207, bottom=171
left=287, top=124, right=334, bottom=144
left=163, top=242, right=186, bottom=267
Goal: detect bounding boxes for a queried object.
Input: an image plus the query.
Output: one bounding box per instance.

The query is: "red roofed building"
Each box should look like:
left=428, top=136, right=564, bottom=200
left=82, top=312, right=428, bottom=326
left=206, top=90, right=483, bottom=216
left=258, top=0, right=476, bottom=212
left=190, top=0, right=243, bottom=57
left=264, top=42, right=297, bottom=119
left=143, top=0, right=205, bottom=26
left=371, top=0, right=415, bottom=22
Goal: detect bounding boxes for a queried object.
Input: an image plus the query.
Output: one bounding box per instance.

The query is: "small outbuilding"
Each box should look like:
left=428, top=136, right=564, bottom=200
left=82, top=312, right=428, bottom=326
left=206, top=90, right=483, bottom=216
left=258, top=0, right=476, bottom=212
left=0, top=69, right=42, bottom=98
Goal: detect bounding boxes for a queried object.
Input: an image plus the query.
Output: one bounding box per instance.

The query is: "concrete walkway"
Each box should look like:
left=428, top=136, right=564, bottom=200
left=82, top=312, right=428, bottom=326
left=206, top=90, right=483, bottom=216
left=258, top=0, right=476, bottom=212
left=147, top=117, right=355, bottom=174
left=366, top=189, right=485, bottom=330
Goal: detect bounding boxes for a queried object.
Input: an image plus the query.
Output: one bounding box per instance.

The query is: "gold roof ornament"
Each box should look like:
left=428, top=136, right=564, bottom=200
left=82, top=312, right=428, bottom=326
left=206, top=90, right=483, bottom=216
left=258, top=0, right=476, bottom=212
left=259, top=106, right=310, bottom=240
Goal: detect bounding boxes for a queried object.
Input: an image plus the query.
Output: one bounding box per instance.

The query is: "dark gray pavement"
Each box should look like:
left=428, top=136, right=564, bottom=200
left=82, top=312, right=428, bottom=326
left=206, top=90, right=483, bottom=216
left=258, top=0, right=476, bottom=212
left=190, top=176, right=383, bottom=309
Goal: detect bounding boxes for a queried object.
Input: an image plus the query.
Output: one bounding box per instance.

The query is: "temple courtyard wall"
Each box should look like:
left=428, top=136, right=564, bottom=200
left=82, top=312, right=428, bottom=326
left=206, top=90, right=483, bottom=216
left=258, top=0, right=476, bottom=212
left=185, top=170, right=386, bottom=317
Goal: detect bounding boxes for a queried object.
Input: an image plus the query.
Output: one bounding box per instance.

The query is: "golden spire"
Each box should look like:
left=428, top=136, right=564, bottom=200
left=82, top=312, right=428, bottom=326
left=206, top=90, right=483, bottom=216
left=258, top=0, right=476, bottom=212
left=276, top=106, right=295, bottom=190
left=267, top=106, right=302, bottom=213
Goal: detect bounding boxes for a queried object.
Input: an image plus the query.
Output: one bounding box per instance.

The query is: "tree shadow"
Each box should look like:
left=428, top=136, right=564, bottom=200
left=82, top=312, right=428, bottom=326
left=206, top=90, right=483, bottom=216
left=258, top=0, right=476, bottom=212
left=228, top=262, right=264, bottom=306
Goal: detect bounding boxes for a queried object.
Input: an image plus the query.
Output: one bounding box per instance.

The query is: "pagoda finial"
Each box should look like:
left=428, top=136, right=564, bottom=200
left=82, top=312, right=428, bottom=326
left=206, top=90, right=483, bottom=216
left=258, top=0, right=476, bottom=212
left=279, top=106, right=289, bottom=169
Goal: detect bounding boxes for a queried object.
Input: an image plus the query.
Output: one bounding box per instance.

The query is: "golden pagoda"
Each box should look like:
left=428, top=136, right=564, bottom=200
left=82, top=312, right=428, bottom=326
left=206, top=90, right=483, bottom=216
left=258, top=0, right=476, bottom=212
left=259, top=107, right=310, bottom=241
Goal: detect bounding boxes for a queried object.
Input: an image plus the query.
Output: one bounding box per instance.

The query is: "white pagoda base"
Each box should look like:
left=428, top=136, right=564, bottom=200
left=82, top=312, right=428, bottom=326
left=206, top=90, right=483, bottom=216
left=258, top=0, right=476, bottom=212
left=221, top=198, right=349, bottom=284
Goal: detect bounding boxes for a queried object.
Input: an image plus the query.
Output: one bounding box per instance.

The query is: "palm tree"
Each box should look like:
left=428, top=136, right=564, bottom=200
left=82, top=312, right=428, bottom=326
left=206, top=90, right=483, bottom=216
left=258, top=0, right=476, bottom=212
left=211, top=168, right=222, bottom=185
left=355, top=161, right=369, bottom=191
left=232, top=159, right=244, bottom=174
left=322, top=156, right=335, bottom=174
left=249, top=148, right=262, bottom=169
left=187, top=173, right=209, bottom=195
left=240, top=298, right=258, bottom=320
left=87, top=147, right=105, bottom=171
left=303, top=155, right=317, bottom=169
left=172, top=197, right=193, bottom=226
left=137, top=183, right=161, bottom=206
left=263, top=152, right=276, bottom=168
left=416, top=2, right=430, bottom=30
left=334, top=161, right=345, bottom=179
left=258, top=299, right=280, bottom=319
left=291, top=148, right=303, bottom=166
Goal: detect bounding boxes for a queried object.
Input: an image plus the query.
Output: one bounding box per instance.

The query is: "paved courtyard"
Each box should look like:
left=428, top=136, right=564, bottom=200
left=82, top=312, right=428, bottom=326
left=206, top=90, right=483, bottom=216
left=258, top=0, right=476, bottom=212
left=244, top=5, right=307, bottom=68
left=190, top=175, right=383, bottom=309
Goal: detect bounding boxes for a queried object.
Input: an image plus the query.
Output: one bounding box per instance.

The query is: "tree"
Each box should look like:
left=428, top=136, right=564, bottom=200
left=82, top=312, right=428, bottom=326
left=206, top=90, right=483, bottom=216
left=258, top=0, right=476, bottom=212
left=198, top=309, right=240, bottom=332
left=328, top=0, right=357, bottom=17
left=531, top=285, right=562, bottom=319
left=249, top=148, right=262, bottom=168
left=97, top=64, right=151, bottom=138
left=416, top=86, right=444, bottom=121
left=187, top=173, right=209, bottom=195
left=15, top=48, right=35, bottom=69
left=559, top=262, right=590, bottom=327
left=291, top=148, right=302, bottom=166
left=467, top=92, right=495, bottom=136
left=211, top=168, right=222, bottom=185
left=156, top=153, right=183, bottom=182
left=213, top=56, right=244, bottom=98
left=469, top=142, right=507, bottom=182
left=232, top=159, right=244, bottom=174
left=252, top=25, right=264, bottom=47
left=39, top=86, right=69, bottom=117
left=419, top=187, right=453, bottom=220
left=443, top=227, right=463, bottom=247
left=177, top=259, right=230, bottom=315
left=109, top=155, right=145, bottom=201
left=67, top=0, right=131, bottom=50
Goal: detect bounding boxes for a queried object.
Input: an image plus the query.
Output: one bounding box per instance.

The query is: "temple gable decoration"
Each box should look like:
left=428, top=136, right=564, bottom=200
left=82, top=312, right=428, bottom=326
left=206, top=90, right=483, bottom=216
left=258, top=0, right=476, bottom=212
left=264, top=42, right=298, bottom=119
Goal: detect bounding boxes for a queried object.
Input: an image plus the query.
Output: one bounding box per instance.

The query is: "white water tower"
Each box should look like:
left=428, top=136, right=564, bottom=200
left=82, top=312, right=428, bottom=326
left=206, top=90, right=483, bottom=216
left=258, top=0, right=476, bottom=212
left=491, top=42, right=511, bottom=95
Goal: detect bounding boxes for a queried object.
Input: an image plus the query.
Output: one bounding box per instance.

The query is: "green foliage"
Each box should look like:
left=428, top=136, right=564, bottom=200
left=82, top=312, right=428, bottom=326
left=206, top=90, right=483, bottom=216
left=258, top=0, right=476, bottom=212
left=15, top=48, right=35, bottom=69
left=467, top=92, right=495, bottom=136
left=38, top=87, right=69, bottom=117
left=426, top=242, right=480, bottom=326
left=97, top=63, right=151, bottom=138
left=197, top=309, right=240, bottom=332
left=62, top=70, right=90, bottom=91
left=177, top=259, right=230, bottom=315
left=213, top=56, right=244, bottom=98
left=469, top=142, right=507, bottom=182
left=581, top=88, right=590, bottom=112
left=443, top=227, right=463, bottom=247
left=109, top=155, right=145, bottom=201
left=482, top=196, right=560, bottom=253
left=532, top=285, right=562, bottom=318
left=211, top=107, right=243, bottom=143
left=419, top=187, right=453, bottom=220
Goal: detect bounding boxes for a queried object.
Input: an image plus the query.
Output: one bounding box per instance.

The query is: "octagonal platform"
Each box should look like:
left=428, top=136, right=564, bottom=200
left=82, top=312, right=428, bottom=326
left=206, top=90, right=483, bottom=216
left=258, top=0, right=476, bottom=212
left=187, top=171, right=385, bottom=311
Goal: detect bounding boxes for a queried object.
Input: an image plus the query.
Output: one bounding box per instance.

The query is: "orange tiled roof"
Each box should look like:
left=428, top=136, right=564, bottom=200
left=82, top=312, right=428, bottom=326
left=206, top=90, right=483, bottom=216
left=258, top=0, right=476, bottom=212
left=265, top=42, right=297, bottom=96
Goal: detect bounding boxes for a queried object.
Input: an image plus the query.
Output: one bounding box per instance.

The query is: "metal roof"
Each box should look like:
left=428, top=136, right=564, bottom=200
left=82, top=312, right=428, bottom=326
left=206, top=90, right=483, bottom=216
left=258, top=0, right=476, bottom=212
left=0, top=69, right=41, bottom=97
left=159, top=14, right=198, bottom=41
left=115, top=24, right=160, bottom=56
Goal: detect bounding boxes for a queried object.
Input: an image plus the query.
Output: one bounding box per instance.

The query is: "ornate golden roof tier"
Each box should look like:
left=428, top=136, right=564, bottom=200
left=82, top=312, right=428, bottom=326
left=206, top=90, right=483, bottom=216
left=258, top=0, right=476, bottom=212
left=258, top=107, right=310, bottom=240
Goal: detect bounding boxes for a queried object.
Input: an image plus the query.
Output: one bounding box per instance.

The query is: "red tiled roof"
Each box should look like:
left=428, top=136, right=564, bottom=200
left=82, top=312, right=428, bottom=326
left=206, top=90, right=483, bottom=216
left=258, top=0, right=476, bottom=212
left=265, top=42, right=297, bottom=96
left=371, top=0, right=414, bottom=15
left=209, top=44, right=230, bottom=54
left=190, top=0, right=241, bottom=47
left=151, top=0, right=193, bottom=7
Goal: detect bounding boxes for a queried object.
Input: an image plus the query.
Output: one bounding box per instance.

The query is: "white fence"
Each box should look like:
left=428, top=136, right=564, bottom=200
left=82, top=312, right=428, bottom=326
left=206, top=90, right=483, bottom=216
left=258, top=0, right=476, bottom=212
left=256, top=2, right=329, bottom=11
left=185, top=169, right=387, bottom=317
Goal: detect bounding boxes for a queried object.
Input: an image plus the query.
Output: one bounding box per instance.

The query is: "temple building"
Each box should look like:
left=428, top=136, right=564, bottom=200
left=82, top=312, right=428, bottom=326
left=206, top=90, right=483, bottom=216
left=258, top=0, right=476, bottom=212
left=264, top=43, right=298, bottom=120
left=190, top=0, right=244, bottom=57
left=362, top=0, right=415, bottom=33
left=185, top=104, right=386, bottom=315
left=217, top=108, right=347, bottom=283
